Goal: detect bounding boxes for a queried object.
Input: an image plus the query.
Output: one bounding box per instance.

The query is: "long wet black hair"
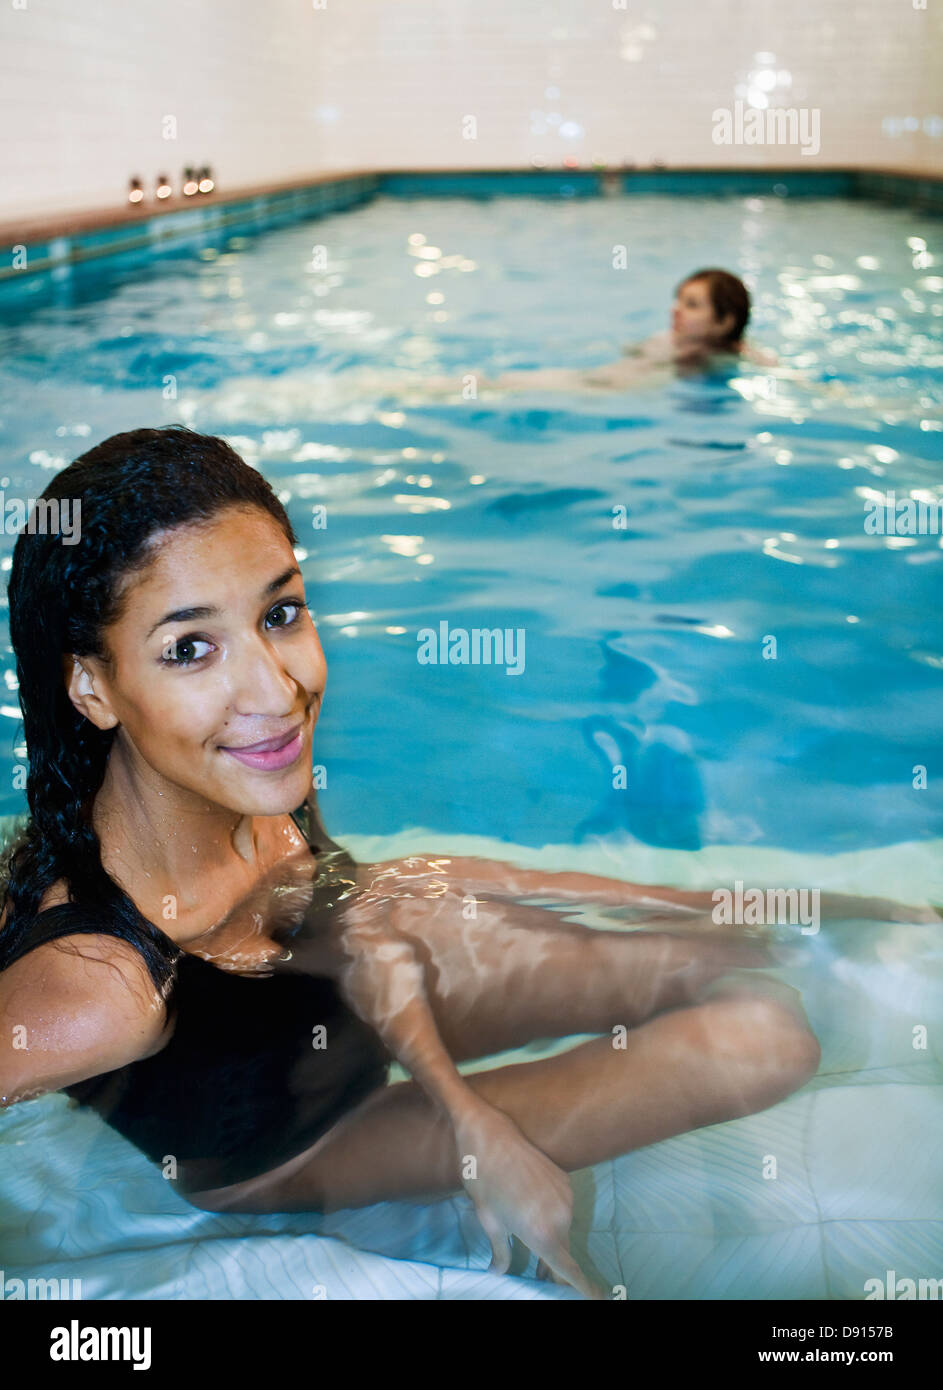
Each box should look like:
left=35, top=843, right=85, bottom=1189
left=0, top=425, right=297, bottom=993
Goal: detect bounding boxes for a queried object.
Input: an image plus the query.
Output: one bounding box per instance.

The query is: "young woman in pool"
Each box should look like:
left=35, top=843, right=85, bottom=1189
left=413, top=267, right=777, bottom=399
left=0, top=426, right=923, bottom=1299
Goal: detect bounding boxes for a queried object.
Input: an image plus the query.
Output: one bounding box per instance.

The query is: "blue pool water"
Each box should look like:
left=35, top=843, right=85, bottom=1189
left=0, top=193, right=941, bottom=857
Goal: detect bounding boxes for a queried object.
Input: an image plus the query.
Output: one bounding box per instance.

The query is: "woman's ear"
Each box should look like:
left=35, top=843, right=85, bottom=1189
left=63, top=653, right=119, bottom=730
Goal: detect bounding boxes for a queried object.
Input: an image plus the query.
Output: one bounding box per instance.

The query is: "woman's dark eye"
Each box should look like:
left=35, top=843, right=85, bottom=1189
left=161, top=636, right=213, bottom=667
left=266, top=600, right=306, bottom=629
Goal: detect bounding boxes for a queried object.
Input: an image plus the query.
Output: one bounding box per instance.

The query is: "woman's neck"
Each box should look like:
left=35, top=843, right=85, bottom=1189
left=90, top=737, right=269, bottom=931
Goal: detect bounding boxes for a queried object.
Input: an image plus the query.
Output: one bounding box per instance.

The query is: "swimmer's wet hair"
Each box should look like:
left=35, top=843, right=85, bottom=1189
left=678, top=268, right=751, bottom=345
left=0, top=425, right=297, bottom=992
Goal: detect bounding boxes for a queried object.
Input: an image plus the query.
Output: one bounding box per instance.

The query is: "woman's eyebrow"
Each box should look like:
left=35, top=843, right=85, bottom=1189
left=145, top=565, right=303, bottom=640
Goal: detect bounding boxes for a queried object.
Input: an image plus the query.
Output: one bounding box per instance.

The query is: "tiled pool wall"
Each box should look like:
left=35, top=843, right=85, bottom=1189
left=0, top=174, right=380, bottom=289
left=1, top=168, right=942, bottom=287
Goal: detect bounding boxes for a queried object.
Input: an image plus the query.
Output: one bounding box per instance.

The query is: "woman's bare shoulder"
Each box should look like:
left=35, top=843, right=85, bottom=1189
left=0, top=881, right=171, bottom=1106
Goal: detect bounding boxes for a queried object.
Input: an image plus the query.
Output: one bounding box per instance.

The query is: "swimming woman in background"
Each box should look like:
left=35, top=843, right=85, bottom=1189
left=200, top=268, right=777, bottom=422
left=419, top=266, right=778, bottom=398
left=0, top=427, right=925, bottom=1299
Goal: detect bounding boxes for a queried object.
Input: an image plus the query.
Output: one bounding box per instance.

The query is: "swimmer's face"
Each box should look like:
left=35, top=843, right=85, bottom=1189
left=65, top=504, right=325, bottom=818
left=671, top=278, right=735, bottom=348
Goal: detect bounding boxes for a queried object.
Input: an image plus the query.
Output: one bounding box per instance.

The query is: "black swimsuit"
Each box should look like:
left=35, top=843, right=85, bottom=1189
left=0, top=797, right=394, bottom=1192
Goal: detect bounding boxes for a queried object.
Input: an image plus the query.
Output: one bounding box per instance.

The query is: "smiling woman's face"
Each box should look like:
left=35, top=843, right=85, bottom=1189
left=68, top=504, right=326, bottom=819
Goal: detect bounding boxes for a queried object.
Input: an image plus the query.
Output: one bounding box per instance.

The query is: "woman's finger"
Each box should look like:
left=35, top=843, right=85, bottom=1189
left=477, top=1205, right=513, bottom=1276
left=536, top=1247, right=607, bottom=1300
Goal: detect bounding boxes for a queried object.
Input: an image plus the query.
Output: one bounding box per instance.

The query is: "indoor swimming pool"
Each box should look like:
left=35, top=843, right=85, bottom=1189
left=0, top=187, right=940, bottom=1299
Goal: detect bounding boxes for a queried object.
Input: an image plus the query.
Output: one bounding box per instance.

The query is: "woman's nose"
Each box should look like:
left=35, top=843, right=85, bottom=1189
left=231, top=635, right=304, bottom=712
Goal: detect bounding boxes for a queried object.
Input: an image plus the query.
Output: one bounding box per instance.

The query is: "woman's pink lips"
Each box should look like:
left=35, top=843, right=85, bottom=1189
left=219, top=724, right=305, bottom=771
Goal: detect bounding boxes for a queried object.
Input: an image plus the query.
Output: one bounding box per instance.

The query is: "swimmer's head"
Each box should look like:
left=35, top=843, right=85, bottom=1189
left=671, top=269, right=750, bottom=354
left=7, top=426, right=326, bottom=865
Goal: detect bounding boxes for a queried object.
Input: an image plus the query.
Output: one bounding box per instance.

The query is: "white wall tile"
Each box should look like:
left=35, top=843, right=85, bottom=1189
left=0, top=0, right=940, bottom=224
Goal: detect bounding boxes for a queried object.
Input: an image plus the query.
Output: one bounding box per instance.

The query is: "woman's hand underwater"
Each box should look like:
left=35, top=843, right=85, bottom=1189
left=451, top=1094, right=606, bottom=1299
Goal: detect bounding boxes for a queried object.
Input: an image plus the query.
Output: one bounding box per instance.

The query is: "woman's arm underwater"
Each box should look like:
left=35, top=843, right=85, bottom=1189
left=355, top=854, right=939, bottom=925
